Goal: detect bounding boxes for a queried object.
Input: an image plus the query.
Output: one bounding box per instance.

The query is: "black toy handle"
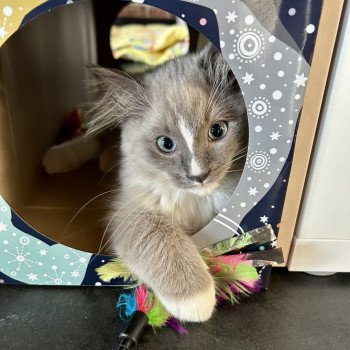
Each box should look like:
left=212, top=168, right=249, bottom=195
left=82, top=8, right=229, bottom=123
left=118, top=311, right=149, bottom=350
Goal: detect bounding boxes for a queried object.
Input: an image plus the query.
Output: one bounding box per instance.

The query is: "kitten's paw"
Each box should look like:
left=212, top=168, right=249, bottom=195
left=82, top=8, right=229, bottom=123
left=158, top=280, right=216, bottom=322
left=42, top=145, right=80, bottom=174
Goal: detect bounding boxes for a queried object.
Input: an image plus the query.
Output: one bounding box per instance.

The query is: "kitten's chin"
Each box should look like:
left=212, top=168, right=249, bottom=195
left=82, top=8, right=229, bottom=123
left=188, top=181, right=220, bottom=196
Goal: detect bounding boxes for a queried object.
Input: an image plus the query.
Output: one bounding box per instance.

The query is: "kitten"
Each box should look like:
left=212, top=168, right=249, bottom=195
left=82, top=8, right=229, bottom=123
left=43, top=45, right=247, bottom=321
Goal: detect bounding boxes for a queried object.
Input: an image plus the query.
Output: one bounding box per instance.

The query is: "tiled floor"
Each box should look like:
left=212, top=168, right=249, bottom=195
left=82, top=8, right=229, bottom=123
left=0, top=269, right=349, bottom=350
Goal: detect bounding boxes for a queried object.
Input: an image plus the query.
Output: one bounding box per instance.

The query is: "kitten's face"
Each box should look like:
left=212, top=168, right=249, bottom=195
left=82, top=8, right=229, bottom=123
left=88, top=46, right=247, bottom=195
left=119, top=48, right=248, bottom=195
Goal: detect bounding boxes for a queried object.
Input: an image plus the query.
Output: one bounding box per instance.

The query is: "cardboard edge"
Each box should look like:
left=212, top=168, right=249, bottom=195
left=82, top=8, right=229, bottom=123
left=276, top=0, right=345, bottom=266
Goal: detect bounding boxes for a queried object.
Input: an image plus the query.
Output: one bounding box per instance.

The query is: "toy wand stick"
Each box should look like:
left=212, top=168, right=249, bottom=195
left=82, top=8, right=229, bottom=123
left=117, top=311, right=149, bottom=350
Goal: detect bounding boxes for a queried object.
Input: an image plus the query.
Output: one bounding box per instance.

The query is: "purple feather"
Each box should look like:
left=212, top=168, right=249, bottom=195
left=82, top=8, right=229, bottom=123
left=166, top=317, right=188, bottom=335
left=242, top=280, right=262, bottom=293
left=216, top=279, right=262, bottom=304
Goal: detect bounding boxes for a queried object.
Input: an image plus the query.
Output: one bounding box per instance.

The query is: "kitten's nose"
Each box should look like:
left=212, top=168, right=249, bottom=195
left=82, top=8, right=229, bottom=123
left=187, top=171, right=210, bottom=183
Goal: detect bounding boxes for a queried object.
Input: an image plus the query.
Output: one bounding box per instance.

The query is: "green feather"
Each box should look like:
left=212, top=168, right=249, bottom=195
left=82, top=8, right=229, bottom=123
left=146, top=293, right=170, bottom=328
left=213, top=260, right=259, bottom=304
left=96, top=258, right=136, bottom=286
left=209, top=233, right=254, bottom=255
left=233, top=262, right=259, bottom=280
left=213, top=260, right=259, bottom=281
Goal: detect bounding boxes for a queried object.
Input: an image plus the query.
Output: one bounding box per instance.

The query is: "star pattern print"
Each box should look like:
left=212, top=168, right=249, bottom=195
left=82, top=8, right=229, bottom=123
left=242, top=72, right=255, bottom=85
left=270, top=132, right=281, bottom=141
left=0, top=26, right=7, bottom=40
left=0, top=221, right=7, bottom=231
left=260, top=215, right=269, bottom=224
left=27, top=272, right=38, bottom=282
left=71, top=270, right=80, bottom=278
left=293, top=73, right=308, bottom=87
left=179, top=0, right=313, bottom=248
left=0, top=4, right=26, bottom=46
left=0, top=197, right=92, bottom=285
left=39, top=249, right=47, bottom=256
left=226, top=11, right=238, bottom=23
left=248, top=187, right=258, bottom=196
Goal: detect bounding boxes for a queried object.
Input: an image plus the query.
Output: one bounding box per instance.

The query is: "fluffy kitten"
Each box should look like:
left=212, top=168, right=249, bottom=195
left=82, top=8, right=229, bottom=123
left=43, top=45, right=247, bottom=321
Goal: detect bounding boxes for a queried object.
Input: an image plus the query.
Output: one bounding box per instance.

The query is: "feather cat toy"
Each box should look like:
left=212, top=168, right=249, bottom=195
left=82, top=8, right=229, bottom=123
left=96, top=225, right=283, bottom=349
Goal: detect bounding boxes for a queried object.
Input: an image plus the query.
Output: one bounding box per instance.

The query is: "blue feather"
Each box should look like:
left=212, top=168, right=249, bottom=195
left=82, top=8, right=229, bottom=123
left=116, top=291, right=137, bottom=321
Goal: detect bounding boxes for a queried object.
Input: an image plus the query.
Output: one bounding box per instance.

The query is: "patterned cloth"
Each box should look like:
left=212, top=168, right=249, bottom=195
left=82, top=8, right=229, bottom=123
left=110, top=23, right=190, bottom=66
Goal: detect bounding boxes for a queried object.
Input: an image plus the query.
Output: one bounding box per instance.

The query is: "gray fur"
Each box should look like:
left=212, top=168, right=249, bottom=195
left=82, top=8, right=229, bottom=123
left=90, top=46, right=248, bottom=321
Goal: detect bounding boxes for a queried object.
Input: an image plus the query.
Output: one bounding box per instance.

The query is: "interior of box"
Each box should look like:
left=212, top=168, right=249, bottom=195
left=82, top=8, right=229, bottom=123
left=0, top=1, right=106, bottom=253
left=0, top=1, right=198, bottom=254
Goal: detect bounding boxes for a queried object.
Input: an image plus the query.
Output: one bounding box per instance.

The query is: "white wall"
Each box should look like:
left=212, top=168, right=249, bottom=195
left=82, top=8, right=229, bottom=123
left=288, top=1, right=350, bottom=272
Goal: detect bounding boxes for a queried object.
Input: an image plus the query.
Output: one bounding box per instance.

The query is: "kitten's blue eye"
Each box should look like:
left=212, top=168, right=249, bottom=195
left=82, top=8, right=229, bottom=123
left=157, top=136, right=177, bottom=153
left=209, top=121, right=228, bottom=140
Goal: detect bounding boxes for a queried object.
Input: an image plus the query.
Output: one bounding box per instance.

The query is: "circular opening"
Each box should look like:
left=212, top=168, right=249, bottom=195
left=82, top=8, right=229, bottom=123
left=0, top=0, right=247, bottom=254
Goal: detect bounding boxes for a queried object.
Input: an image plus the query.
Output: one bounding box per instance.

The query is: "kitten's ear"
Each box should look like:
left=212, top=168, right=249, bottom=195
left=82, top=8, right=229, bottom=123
left=197, top=44, right=238, bottom=91
left=198, top=44, right=246, bottom=116
left=197, top=43, right=222, bottom=65
left=86, top=67, right=148, bottom=135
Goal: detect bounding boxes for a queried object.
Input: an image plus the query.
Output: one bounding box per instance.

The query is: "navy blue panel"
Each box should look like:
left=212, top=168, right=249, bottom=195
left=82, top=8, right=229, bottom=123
left=22, top=0, right=220, bottom=51
left=11, top=210, right=56, bottom=246
left=259, top=265, right=272, bottom=290
left=0, top=271, right=26, bottom=285
left=144, top=0, right=220, bottom=49
left=277, top=0, right=324, bottom=63
left=22, top=0, right=79, bottom=26
left=82, top=254, right=127, bottom=286
left=240, top=108, right=301, bottom=253
left=21, top=0, right=322, bottom=65
left=240, top=141, right=296, bottom=250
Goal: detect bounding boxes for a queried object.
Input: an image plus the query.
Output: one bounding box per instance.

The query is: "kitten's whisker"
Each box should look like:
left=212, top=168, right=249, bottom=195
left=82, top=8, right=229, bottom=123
left=97, top=187, right=155, bottom=254
left=231, top=154, right=247, bottom=163
left=232, top=146, right=248, bottom=156
left=64, top=189, right=119, bottom=238
left=98, top=160, right=123, bottom=185
left=98, top=180, right=170, bottom=255
left=92, top=193, right=157, bottom=261
left=226, top=168, right=244, bottom=173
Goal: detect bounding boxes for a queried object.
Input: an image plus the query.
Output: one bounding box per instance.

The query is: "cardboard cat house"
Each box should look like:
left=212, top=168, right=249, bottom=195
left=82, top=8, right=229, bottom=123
left=0, top=0, right=343, bottom=286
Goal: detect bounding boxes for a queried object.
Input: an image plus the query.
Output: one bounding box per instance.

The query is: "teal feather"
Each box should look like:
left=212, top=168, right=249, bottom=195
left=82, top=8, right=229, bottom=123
left=116, top=291, right=137, bottom=320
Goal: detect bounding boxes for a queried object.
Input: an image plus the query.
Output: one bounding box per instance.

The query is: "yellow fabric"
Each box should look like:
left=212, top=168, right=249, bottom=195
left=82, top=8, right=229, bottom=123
left=110, top=23, right=190, bottom=66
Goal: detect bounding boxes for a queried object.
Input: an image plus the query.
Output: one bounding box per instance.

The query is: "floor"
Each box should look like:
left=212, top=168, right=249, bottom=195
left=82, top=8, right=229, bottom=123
left=0, top=269, right=349, bottom=350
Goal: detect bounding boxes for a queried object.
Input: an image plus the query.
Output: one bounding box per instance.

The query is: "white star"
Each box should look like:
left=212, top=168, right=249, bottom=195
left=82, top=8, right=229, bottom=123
left=248, top=187, right=258, bottom=196
left=0, top=221, right=7, bottom=232
left=0, top=26, right=8, bottom=40
left=270, top=132, right=281, bottom=141
left=293, top=73, right=308, bottom=87
left=27, top=273, right=38, bottom=282
left=226, top=11, right=238, bottom=23
left=242, top=72, right=255, bottom=85
left=260, top=215, right=269, bottom=224
left=71, top=270, right=80, bottom=278
left=39, top=249, right=48, bottom=256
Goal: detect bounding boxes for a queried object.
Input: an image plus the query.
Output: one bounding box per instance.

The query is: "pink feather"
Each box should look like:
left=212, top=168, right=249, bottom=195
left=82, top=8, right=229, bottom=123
left=135, top=285, right=152, bottom=313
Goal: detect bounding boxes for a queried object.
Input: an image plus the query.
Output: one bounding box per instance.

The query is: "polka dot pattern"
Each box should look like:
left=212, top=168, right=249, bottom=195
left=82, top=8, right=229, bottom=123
left=186, top=0, right=312, bottom=247
left=0, top=0, right=323, bottom=284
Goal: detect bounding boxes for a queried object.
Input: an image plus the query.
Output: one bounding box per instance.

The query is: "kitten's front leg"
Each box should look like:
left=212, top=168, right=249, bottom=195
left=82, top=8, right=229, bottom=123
left=112, top=210, right=216, bottom=322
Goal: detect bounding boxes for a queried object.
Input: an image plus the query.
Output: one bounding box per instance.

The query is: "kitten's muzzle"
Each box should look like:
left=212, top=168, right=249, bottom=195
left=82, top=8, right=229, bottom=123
left=187, top=170, right=210, bottom=184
